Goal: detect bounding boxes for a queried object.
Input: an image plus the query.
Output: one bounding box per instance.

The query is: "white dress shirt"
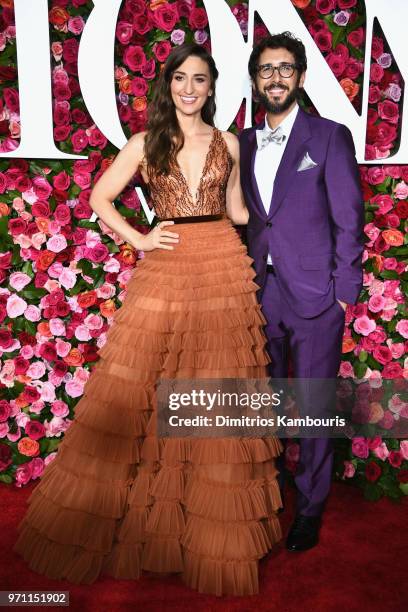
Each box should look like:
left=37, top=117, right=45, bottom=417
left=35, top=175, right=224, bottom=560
left=254, top=103, right=299, bottom=264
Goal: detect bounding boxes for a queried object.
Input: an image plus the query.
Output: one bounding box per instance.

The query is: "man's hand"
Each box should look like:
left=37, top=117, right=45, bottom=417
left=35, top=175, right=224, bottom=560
left=337, top=299, right=347, bottom=312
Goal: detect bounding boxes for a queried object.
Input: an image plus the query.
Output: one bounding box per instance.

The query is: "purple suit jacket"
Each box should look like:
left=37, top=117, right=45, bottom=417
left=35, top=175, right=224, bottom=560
left=239, top=107, right=365, bottom=318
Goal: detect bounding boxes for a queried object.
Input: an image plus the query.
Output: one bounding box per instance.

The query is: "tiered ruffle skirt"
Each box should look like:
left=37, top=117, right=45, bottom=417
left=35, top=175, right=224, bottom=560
left=13, top=218, right=283, bottom=596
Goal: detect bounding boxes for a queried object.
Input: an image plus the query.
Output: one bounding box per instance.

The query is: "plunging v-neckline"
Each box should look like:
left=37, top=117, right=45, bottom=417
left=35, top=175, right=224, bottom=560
left=174, top=128, right=217, bottom=208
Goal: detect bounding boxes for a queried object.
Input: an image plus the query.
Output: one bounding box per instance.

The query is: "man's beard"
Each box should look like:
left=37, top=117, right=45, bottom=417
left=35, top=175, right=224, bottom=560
left=256, top=81, right=301, bottom=114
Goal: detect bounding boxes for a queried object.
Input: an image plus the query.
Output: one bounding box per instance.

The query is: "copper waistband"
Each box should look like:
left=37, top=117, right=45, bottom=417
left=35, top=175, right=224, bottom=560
left=158, top=214, right=224, bottom=224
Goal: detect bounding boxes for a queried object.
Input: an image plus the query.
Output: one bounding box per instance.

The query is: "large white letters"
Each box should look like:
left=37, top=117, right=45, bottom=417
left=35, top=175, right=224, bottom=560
left=1, top=0, right=407, bottom=165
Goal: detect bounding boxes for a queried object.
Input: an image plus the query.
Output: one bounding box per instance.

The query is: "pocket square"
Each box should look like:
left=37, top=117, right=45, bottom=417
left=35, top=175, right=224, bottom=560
left=297, top=152, right=318, bottom=172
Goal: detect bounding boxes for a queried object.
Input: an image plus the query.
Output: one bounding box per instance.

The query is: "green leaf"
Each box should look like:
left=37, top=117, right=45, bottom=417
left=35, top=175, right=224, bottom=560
left=0, top=474, right=13, bottom=484
left=363, top=482, right=382, bottom=502
left=380, top=270, right=399, bottom=280
left=0, top=216, right=8, bottom=238
left=354, top=361, right=367, bottom=379
left=77, top=258, right=94, bottom=276
left=21, top=287, right=47, bottom=300
left=333, top=27, right=346, bottom=48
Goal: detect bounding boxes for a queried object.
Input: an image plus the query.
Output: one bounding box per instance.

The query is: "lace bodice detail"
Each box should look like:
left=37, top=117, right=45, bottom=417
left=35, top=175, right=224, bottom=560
left=147, top=128, right=233, bottom=219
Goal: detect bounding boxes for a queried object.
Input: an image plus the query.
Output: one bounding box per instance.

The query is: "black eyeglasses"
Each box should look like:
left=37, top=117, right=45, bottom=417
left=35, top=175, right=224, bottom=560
left=257, top=63, right=298, bottom=79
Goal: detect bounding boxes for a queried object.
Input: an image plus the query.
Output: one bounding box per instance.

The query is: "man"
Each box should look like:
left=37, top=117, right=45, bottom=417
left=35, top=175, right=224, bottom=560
left=239, top=32, right=364, bottom=551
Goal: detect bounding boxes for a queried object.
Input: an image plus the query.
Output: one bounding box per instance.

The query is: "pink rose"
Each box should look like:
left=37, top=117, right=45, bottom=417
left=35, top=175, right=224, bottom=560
left=51, top=400, right=69, bottom=417
left=366, top=167, right=386, bottom=185
left=339, top=360, right=354, bottom=377
left=394, top=181, right=408, bottom=199
left=400, top=441, right=408, bottom=460
left=368, top=294, right=385, bottom=313
left=368, top=85, right=382, bottom=104
left=65, top=379, right=84, bottom=398
left=373, top=442, right=389, bottom=461
left=371, top=194, right=394, bottom=215
left=353, top=315, right=376, bottom=336
left=9, top=272, right=31, bottom=292
left=29, top=457, right=45, bottom=479
left=15, top=463, right=33, bottom=487
left=352, top=437, right=369, bottom=459
left=343, top=461, right=356, bottom=478
left=59, top=268, right=77, bottom=290
left=141, top=58, right=156, bottom=80
left=68, top=15, right=85, bottom=35
left=47, top=234, right=68, bottom=253
left=396, top=319, right=408, bottom=339
left=6, top=294, right=27, bottom=318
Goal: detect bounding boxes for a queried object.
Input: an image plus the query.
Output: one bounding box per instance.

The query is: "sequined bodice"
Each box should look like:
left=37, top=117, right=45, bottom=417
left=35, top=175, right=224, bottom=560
left=147, top=128, right=233, bottom=219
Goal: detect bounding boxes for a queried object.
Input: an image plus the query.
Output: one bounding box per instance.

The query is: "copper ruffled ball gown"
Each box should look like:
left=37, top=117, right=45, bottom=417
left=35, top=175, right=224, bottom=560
left=13, top=128, right=283, bottom=597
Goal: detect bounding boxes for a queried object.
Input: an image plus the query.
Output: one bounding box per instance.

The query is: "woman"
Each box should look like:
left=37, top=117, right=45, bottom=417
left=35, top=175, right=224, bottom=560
left=13, top=44, right=282, bottom=597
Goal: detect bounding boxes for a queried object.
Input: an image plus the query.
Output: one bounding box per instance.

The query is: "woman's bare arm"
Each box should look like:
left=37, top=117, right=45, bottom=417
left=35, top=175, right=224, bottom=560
left=89, top=132, right=179, bottom=251
left=222, top=131, right=249, bottom=226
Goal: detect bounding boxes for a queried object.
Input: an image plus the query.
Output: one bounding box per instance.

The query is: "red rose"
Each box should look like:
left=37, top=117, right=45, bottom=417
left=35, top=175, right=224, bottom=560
left=326, top=53, right=346, bottom=77
left=39, top=342, right=57, bottom=362
left=141, top=58, right=156, bottom=80
left=133, top=13, right=152, bottom=36
left=314, top=30, right=332, bottom=52
left=3, top=87, right=19, bottom=113
left=77, top=291, right=97, bottom=309
left=374, top=122, right=398, bottom=147
left=395, top=201, right=408, bottom=219
left=309, top=19, right=329, bottom=36
left=73, top=202, right=92, bottom=219
left=25, top=420, right=46, bottom=440
left=55, top=302, right=71, bottom=317
left=338, top=0, right=357, bottom=7
left=397, top=470, right=408, bottom=484
left=53, top=361, right=68, bottom=377
left=316, top=0, right=336, bottom=14
left=14, top=356, right=30, bottom=375
left=0, top=443, right=12, bottom=472
left=345, top=58, right=363, bottom=80
left=54, top=203, right=71, bottom=225
left=370, top=63, right=384, bottom=83
left=378, top=100, right=399, bottom=124
left=32, top=200, right=51, bottom=218
left=153, top=3, right=179, bottom=32
left=153, top=40, right=172, bottom=63
left=347, top=27, right=364, bottom=48
left=372, top=345, right=392, bottom=365
left=189, top=7, right=208, bottom=29
left=0, top=400, right=11, bottom=422
left=382, top=362, right=403, bottom=379
left=371, top=36, right=384, bottom=60
left=89, top=244, right=109, bottom=263
left=126, top=0, right=145, bottom=16
left=388, top=451, right=403, bottom=468
left=366, top=167, right=386, bottom=185
left=365, top=461, right=381, bottom=482
left=8, top=218, right=27, bottom=236
left=177, top=0, right=193, bottom=18
left=0, top=329, right=13, bottom=349
left=123, top=45, right=146, bottom=72
left=23, top=386, right=41, bottom=403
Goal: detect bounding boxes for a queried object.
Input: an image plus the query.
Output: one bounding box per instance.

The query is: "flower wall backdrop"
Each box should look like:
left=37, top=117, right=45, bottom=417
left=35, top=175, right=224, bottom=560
left=0, top=0, right=407, bottom=501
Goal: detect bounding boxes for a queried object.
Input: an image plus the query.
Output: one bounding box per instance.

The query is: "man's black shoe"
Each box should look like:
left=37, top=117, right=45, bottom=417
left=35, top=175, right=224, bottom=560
left=286, top=514, right=321, bottom=551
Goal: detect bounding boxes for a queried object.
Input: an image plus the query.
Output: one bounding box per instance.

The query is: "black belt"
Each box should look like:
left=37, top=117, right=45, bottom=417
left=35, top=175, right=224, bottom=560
left=266, top=264, right=276, bottom=275
left=158, top=214, right=224, bottom=224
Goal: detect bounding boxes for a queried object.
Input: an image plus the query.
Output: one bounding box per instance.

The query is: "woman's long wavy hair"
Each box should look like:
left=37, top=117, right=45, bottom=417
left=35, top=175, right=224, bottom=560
left=144, top=43, right=218, bottom=177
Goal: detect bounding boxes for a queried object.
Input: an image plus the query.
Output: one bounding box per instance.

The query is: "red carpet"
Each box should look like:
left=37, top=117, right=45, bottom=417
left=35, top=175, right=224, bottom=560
left=1, top=480, right=407, bottom=612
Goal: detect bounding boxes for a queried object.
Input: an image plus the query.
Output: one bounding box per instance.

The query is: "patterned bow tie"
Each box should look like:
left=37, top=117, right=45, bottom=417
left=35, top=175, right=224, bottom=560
left=256, top=125, right=286, bottom=150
